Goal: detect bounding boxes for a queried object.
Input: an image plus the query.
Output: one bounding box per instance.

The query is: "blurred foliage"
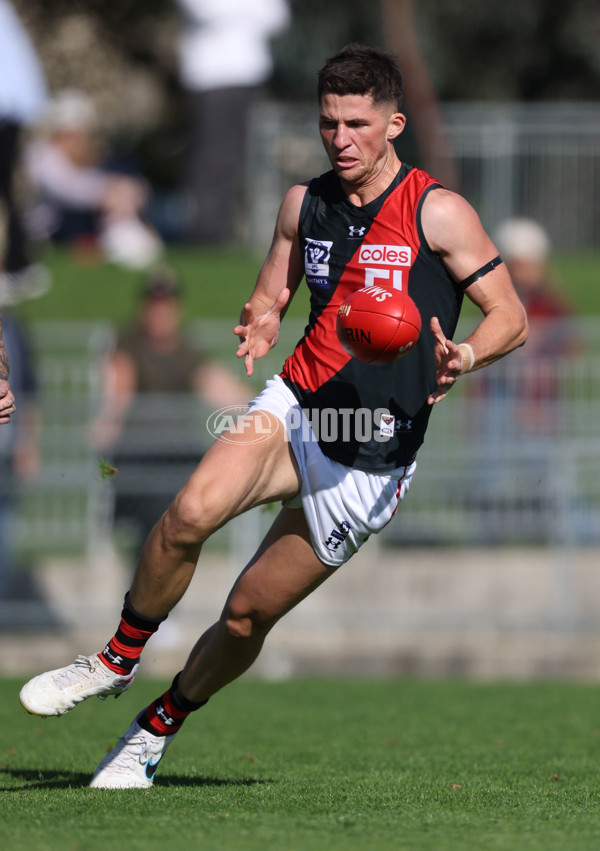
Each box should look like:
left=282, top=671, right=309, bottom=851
left=412, top=0, right=600, bottom=101
left=16, top=0, right=600, bottom=106
left=270, top=0, right=384, bottom=99
left=11, top=0, right=600, bottom=192
left=271, top=0, right=600, bottom=101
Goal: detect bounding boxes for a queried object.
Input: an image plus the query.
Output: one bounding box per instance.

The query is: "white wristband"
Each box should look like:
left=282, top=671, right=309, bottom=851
left=458, top=342, right=475, bottom=372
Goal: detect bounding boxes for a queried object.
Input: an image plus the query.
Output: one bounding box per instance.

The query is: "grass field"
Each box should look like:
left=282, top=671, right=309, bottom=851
left=5, top=248, right=600, bottom=848
left=2, top=675, right=600, bottom=850
left=12, top=245, right=600, bottom=326
left=13, top=245, right=310, bottom=325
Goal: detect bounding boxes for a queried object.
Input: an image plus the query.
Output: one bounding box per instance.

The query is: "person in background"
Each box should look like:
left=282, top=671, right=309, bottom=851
left=25, top=89, right=163, bottom=270
left=493, top=217, right=578, bottom=422
left=0, top=0, right=50, bottom=307
left=175, top=0, right=290, bottom=244
left=464, top=217, right=577, bottom=527
left=91, top=266, right=250, bottom=559
left=0, top=310, right=40, bottom=599
left=494, top=217, right=575, bottom=349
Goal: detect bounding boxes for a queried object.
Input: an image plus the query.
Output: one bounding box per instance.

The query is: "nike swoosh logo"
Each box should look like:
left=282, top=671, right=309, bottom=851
left=144, top=756, right=162, bottom=780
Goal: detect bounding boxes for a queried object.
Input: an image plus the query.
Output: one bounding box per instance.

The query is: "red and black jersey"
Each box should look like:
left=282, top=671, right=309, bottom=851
left=281, top=164, right=464, bottom=472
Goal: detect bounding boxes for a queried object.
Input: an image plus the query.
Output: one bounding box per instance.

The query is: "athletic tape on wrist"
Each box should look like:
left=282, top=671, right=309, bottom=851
left=458, top=342, right=475, bottom=372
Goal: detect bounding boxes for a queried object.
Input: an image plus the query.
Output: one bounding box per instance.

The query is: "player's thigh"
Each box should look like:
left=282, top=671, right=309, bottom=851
left=224, top=506, right=337, bottom=631
left=173, top=412, right=301, bottom=534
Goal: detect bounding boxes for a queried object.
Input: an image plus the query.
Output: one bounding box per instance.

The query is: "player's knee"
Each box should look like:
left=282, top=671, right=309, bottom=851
left=163, top=489, right=217, bottom=546
left=224, top=599, right=274, bottom=641
left=224, top=614, right=256, bottom=640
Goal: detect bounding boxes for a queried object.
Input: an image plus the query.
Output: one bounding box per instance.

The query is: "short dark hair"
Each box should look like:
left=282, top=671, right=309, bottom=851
left=317, top=43, right=404, bottom=109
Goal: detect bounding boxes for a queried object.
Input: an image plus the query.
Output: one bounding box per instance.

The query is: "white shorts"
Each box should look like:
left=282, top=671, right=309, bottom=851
left=248, top=375, right=416, bottom=567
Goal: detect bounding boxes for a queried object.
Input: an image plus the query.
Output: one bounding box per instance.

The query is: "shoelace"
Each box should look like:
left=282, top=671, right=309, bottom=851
left=104, top=733, right=153, bottom=774
left=52, top=656, right=108, bottom=689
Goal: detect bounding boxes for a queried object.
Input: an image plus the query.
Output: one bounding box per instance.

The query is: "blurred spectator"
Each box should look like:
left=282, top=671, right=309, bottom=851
left=91, top=266, right=250, bottom=559
left=0, top=0, right=50, bottom=307
left=0, top=311, right=40, bottom=599
left=465, top=218, right=579, bottom=533
left=477, top=217, right=578, bottom=423
left=25, top=89, right=163, bottom=269
left=493, top=217, right=579, bottom=427
left=495, top=217, right=576, bottom=349
left=175, top=0, right=290, bottom=244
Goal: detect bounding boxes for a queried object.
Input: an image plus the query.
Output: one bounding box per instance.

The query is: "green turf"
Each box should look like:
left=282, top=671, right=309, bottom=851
left=12, top=246, right=599, bottom=326
left=2, top=676, right=600, bottom=850
left=14, top=245, right=310, bottom=325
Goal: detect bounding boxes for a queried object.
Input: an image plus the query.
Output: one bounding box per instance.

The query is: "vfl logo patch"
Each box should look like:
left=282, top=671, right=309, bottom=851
left=323, top=520, right=351, bottom=551
left=304, top=238, right=333, bottom=289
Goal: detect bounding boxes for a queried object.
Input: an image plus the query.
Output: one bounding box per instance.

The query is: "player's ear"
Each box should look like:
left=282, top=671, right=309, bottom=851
left=387, top=113, right=406, bottom=140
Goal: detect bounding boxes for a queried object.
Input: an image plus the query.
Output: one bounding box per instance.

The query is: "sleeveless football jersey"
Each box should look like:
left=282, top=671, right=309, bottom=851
left=281, top=163, right=464, bottom=472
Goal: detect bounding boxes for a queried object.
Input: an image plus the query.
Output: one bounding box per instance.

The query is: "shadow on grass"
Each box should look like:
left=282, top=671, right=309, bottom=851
left=1, top=768, right=272, bottom=791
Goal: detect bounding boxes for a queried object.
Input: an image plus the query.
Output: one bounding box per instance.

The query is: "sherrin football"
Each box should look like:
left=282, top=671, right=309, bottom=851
left=336, top=285, right=422, bottom=365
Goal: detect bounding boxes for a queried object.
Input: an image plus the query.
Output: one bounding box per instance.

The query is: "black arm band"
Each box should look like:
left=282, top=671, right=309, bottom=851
left=458, top=255, right=503, bottom=290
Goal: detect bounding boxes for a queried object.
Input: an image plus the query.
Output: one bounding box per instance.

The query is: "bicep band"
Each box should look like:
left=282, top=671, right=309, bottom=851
left=458, top=255, right=503, bottom=290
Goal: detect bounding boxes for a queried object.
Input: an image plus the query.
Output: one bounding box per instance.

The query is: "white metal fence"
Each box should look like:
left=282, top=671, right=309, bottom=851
left=245, top=101, right=600, bottom=250
left=10, top=319, right=600, bottom=560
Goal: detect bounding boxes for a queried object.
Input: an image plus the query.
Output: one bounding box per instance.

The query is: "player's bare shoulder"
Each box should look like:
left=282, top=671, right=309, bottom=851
left=420, top=188, right=485, bottom=258
left=276, top=182, right=310, bottom=242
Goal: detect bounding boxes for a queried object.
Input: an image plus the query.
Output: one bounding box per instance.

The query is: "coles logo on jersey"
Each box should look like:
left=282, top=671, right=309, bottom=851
left=358, top=245, right=412, bottom=266
left=304, top=238, right=334, bottom=289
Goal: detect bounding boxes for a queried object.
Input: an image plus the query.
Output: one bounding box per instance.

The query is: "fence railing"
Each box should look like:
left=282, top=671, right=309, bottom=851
left=9, top=319, right=600, bottom=559
left=245, top=101, right=600, bottom=251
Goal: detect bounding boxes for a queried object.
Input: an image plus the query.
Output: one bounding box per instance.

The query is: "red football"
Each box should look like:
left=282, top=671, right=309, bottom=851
left=336, top=285, right=422, bottom=365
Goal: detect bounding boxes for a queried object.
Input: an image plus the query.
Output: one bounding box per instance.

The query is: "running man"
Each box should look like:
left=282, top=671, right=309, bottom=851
left=19, top=44, right=528, bottom=788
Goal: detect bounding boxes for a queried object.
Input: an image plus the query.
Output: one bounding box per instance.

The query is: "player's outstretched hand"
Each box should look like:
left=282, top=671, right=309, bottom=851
left=427, top=316, right=463, bottom=405
left=0, top=379, right=16, bottom=424
left=234, top=288, right=290, bottom=377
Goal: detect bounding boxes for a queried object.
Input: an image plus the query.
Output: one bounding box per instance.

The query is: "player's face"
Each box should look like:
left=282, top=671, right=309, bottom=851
left=319, top=93, right=405, bottom=190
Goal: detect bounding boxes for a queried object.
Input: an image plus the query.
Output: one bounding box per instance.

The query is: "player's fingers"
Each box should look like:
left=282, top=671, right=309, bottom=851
left=429, top=316, right=448, bottom=353
left=0, top=394, right=15, bottom=411
left=272, top=287, right=290, bottom=315
left=0, top=402, right=15, bottom=422
left=238, top=302, right=254, bottom=327
left=243, top=352, right=254, bottom=377
left=235, top=339, right=249, bottom=357
left=427, top=389, right=446, bottom=405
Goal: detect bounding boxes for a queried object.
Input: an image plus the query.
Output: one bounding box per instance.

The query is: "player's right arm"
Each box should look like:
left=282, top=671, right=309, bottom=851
left=0, top=316, right=16, bottom=425
left=234, top=183, right=307, bottom=377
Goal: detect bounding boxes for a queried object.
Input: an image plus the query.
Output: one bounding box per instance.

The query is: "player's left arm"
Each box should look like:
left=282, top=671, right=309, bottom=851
left=421, top=189, right=529, bottom=404
left=0, top=317, right=16, bottom=425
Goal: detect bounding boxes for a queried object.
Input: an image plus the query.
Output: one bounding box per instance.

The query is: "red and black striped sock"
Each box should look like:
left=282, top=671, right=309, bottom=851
left=138, top=672, right=208, bottom=737
left=100, top=593, right=166, bottom=676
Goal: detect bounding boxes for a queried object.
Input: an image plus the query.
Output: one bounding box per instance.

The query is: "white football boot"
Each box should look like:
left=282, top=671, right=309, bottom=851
left=19, top=654, right=138, bottom=717
left=89, top=717, right=176, bottom=788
